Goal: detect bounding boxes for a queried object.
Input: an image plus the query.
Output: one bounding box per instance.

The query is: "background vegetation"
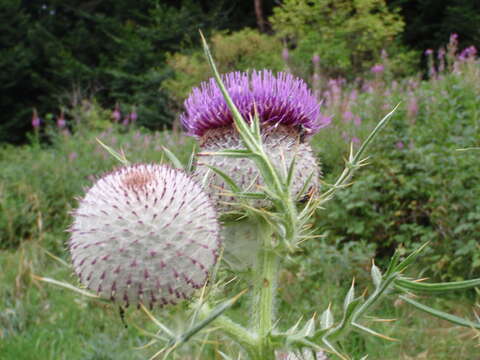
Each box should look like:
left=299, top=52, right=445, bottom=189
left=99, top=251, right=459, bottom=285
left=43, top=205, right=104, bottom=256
left=1, top=0, right=480, bottom=359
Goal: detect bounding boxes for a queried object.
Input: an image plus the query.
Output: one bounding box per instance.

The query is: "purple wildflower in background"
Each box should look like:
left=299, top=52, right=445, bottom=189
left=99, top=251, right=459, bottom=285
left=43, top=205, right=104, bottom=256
left=181, top=70, right=327, bottom=137
left=282, top=48, right=289, bottom=62
left=349, top=89, right=358, bottom=101
left=68, top=152, right=78, bottom=162
left=407, top=95, right=419, bottom=119
left=312, top=54, right=320, bottom=65
left=31, top=108, right=41, bottom=129
left=130, top=106, right=138, bottom=123
left=342, top=110, right=353, bottom=123
left=351, top=136, right=360, bottom=144
left=396, top=141, right=405, bottom=149
left=381, top=49, right=388, bottom=60
left=371, top=64, right=384, bottom=74
left=57, top=110, right=66, bottom=129
left=438, top=47, right=446, bottom=59
left=459, top=46, right=477, bottom=61
left=438, top=47, right=446, bottom=72
left=112, top=103, right=121, bottom=123
left=425, top=49, right=433, bottom=56
left=353, top=116, right=362, bottom=127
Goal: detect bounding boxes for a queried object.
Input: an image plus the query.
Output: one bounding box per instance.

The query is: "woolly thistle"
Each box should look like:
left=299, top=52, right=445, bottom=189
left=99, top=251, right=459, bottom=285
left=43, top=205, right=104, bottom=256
left=180, top=70, right=328, bottom=211
left=68, top=164, right=220, bottom=308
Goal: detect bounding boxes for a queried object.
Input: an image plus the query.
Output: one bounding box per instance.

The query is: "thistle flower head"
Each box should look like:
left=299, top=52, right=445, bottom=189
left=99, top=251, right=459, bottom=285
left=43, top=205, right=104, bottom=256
left=69, top=164, right=220, bottom=308
left=180, top=70, right=328, bottom=138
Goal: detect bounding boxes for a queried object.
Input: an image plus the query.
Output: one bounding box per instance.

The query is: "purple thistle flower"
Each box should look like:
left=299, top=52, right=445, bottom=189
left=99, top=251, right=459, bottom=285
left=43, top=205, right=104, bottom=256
left=371, top=64, right=384, bottom=74
left=353, top=116, right=362, bottom=127
left=395, top=141, right=405, bottom=149
left=31, top=108, right=41, bottom=129
left=180, top=70, right=326, bottom=138
left=424, top=49, right=433, bottom=56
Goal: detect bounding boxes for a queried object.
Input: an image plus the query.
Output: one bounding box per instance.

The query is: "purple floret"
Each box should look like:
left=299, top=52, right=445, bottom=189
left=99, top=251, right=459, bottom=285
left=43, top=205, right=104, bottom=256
left=180, top=70, right=328, bottom=137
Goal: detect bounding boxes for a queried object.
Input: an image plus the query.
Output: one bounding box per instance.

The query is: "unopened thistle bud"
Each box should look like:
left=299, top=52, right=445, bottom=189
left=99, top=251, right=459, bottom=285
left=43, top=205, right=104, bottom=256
left=69, top=164, right=220, bottom=308
left=180, top=70, right=329, bottom=210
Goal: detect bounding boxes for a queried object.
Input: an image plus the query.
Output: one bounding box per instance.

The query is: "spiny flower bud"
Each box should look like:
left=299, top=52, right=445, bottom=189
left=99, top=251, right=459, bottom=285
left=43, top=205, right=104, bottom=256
left=195, top=126, right=320, bottom=211
left=69, top=164, right=220, bottom=308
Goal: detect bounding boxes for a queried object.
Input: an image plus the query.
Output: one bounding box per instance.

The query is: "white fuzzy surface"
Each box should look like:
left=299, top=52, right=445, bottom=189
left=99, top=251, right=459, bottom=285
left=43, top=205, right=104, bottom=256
left=195, top=127, right=320, bottom=211
left=69, top=164, right=220, bottom=308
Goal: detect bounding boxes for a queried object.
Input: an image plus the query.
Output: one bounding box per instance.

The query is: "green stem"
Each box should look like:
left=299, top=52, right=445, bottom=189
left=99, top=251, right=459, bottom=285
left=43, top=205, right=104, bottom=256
left=252, top=219, right=278, bottom=359
left=198, top=304, right=259, bottom=359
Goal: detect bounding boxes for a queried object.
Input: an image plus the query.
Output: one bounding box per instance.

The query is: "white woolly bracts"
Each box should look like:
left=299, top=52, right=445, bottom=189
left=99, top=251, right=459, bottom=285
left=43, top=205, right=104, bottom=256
left=195, top=126, right=320, bottom=211
left=68, top=163, right=220, bottom=308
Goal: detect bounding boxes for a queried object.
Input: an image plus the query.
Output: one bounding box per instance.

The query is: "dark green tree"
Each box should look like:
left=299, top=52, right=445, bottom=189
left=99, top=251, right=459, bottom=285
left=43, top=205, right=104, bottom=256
left=388, top=0, right=480, bottom=51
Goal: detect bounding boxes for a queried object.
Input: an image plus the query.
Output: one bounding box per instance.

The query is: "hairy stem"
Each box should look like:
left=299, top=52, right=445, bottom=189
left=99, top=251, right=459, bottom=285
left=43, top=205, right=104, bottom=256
left=252, top=219, right=277, bottom=359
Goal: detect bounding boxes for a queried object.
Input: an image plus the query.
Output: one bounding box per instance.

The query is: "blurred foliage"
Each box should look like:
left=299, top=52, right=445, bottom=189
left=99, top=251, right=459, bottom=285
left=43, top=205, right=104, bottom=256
left=3, top=0, right=480, bottom=143
left=0, top=100, right=194, bottom=250
left=164, top=28, right=284, bottom=105
left=313, top=58, right=480, bottom=281
left=0, top=0, right=252, bottom=143
left=270, top=0, right=410, bottom=77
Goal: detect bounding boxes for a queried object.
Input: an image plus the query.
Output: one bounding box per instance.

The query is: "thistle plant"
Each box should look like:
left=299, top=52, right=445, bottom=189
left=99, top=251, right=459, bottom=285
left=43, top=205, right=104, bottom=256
left=38, top=34, right=480, bottom=360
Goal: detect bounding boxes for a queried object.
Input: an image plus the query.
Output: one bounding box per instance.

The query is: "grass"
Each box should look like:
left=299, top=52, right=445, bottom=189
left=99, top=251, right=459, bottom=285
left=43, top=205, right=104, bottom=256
left=0, top=238, right=478, bottom=359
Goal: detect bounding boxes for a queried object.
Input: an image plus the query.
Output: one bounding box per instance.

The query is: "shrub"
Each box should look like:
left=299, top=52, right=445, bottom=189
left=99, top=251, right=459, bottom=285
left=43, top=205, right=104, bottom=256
left=270, top=0, right=410, bottom=77
left=163, top=28, right=285, bottom=105
left=313, top=57, right=480, bottom=280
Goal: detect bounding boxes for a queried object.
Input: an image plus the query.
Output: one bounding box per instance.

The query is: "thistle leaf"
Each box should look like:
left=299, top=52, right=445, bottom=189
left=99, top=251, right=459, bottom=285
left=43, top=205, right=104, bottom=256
left=96, top=138, right=129, bottom=165
left=205, top=165, right=241, bottom=193
left=320, top=306, right=334, bottom=329
left=371, top=262, right=382, bottom=289
left=400, top=295, right=480, bottom=329
left=161, top=146, right=184, bottom=169
left=395, top=277, right=480, bottom=293
left=343, top=279, right=355, bottom=311
left=395, top=242, right=430, bottom=273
